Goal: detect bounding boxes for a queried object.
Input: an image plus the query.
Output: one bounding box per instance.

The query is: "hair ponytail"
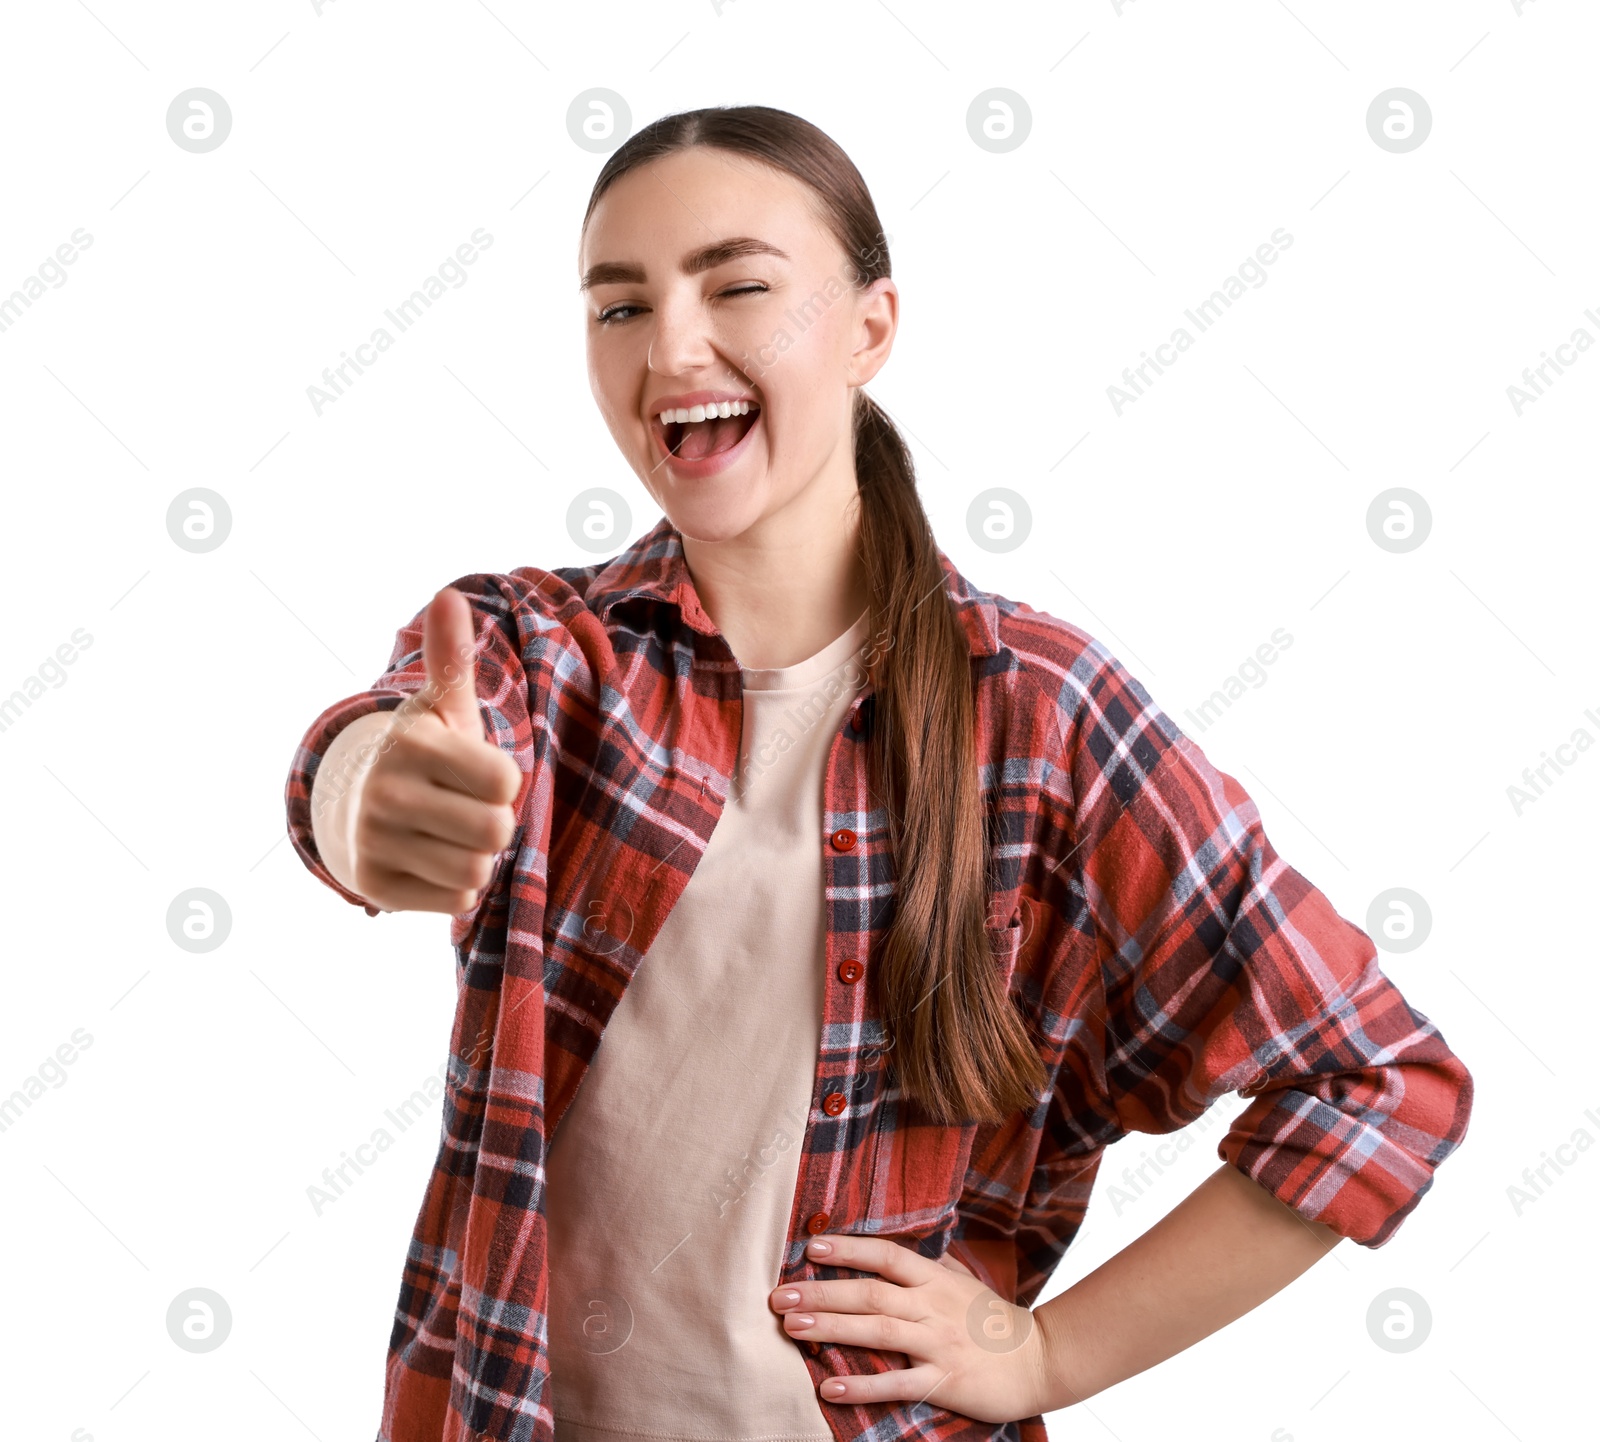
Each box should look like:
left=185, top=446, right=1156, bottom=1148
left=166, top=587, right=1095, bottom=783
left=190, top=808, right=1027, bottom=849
left=852, top=389, right=1047, bottom=1124
left=584, top=105, right=1047, bottom=1125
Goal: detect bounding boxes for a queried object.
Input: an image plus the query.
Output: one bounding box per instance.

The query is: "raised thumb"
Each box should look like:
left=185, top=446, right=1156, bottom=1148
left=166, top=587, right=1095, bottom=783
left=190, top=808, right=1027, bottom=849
left=421, top=586, right=481, bottom=732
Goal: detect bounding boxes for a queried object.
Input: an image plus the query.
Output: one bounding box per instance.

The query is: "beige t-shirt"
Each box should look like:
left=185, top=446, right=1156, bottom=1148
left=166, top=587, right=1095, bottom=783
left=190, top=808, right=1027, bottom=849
left=546, top=606, right=873, bottom=1441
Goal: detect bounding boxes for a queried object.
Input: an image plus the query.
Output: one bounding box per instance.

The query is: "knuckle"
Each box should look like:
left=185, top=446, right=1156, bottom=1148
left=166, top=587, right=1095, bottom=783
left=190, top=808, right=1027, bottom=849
left=352, top=808, right=384, bottom=855
left=382, top=721, right=427, bottom=765
left=358, top=770, right=389, bottom=810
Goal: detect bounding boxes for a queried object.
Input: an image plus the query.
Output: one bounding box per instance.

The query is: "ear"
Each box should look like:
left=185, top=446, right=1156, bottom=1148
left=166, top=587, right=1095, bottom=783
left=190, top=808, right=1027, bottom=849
left=845, top=276, right=898, bottom=389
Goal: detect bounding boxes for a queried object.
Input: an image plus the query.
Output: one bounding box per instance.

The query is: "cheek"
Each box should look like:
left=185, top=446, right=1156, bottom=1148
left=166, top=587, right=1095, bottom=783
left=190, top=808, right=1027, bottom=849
left=586, top=353, right=636, bottom=427
left=746, top=309, right=851, bottom=407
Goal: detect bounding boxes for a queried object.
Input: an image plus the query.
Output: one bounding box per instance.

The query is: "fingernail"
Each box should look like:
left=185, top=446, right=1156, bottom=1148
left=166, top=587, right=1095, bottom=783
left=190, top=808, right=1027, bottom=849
left=776, top=1290, right=800, bottom=1307
left=788, top=1313, right=815, bottom=1329
left=807, top=1239, right=832, bottom=1256
left=820, top=1380, right=845, bottom=1398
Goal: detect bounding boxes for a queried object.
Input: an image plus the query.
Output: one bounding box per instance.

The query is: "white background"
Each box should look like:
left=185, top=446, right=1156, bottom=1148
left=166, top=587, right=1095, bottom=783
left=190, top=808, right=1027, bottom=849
left=0, top=2, right=1592, bottom=1439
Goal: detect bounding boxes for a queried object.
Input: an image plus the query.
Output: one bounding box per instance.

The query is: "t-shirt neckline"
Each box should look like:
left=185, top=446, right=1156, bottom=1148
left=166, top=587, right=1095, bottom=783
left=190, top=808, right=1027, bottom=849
left=739, top=607, right=872, bottom=693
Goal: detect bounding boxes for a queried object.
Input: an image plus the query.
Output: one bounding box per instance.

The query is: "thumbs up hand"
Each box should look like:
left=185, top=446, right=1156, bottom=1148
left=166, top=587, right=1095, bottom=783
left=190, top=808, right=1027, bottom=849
left=346, top=586, right=525, bottom=914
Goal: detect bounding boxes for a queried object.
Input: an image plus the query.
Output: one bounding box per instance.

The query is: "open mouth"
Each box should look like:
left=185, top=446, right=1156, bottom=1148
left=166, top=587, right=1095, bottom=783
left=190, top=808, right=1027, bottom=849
left=655, top=403, right=762, bottom=462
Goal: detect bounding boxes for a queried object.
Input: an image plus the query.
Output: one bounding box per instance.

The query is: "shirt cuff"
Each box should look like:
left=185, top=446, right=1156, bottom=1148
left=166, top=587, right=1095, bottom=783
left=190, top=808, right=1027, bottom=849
left=1217, top=1089, right=1444, bottom=1248
left=285, top=693, right=408, bottom=915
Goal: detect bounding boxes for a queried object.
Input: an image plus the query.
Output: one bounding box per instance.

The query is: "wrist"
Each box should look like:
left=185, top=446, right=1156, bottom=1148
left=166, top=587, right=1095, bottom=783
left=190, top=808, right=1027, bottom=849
left=1030, top=1291, right=1095, bottom=1414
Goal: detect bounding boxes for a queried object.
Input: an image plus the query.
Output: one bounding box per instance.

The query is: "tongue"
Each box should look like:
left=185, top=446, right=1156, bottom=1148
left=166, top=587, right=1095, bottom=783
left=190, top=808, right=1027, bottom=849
left=679, top=412, right=754, bottom=460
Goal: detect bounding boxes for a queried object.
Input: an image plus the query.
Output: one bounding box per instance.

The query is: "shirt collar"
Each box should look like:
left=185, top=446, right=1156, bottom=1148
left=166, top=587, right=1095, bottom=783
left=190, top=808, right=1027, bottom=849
left=585, top=514, right=1001, bottom=659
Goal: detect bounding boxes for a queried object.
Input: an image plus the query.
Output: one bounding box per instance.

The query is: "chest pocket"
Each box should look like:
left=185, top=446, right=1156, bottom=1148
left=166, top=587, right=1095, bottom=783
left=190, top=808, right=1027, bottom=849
left=865, top=1060, right=977, bottom=1240
left=863, top=913, right=1035, bottom=1239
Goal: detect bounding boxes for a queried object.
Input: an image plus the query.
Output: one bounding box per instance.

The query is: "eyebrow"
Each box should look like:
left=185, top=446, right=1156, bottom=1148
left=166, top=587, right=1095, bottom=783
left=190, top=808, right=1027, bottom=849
left=579, top=236, right=791, bottom=293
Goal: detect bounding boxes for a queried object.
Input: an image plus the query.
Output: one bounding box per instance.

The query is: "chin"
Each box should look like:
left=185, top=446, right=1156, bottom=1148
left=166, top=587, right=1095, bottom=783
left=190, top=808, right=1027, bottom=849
left=636, top=473, right=757, bottom=543
left=660, top=502, right=762, bottom=546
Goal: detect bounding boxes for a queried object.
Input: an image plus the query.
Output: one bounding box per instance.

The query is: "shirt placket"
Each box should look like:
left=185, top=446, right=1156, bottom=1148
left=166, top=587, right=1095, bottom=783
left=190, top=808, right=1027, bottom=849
left=781, top=689, right=887, bottom=1375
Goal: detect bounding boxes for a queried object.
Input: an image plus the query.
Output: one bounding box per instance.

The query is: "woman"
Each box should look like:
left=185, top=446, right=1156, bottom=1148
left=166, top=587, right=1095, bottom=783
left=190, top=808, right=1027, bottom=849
left=284, top=105, right=1473, bottom=1442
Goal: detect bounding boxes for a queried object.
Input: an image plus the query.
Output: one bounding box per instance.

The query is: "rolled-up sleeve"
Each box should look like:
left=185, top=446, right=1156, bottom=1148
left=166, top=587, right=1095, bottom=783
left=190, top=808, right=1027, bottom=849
left=283, top=573, right=535, bottom=920
left=1065, top=649, right=1474, bottom=1248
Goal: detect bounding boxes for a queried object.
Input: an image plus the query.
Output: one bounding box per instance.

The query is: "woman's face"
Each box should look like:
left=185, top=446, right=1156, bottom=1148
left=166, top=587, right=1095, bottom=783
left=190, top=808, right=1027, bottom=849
left=579, top=146, right=895, bottom=545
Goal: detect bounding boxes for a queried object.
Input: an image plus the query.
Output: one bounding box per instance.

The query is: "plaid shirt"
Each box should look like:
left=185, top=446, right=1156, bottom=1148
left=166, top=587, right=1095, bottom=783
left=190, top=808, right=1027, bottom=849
left=284, top=515, right=1473, bottom=1442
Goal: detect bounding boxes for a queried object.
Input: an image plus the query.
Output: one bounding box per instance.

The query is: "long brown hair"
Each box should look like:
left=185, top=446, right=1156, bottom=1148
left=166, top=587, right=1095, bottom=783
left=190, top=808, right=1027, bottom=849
left=581, top=105, right=1046, bottom=1125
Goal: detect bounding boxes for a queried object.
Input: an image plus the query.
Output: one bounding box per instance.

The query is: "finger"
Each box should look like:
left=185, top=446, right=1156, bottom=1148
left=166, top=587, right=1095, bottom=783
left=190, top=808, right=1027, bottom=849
left=394, top=719, right=522, bottom=807
left=377, top=726, right=521, bottom=816
left=802, top=1234, right=940, bottom=1290
left=781, top=1307, right=927, bottom=1358
left=363, top=772, right=516, bottom=854
left=362, top=827, right=501, bottom=894
left=420, top=586, right=482, bottom=734
left=816, top=1361, right=946, bottom=1408
left=779, top=1274, right=923, bottom=1322
left=354, top=861, right=482, bottom=915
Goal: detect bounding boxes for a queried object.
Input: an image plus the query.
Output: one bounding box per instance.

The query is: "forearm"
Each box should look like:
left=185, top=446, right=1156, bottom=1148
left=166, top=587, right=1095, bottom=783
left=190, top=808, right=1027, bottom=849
left=308, top=710, right=397, bottom=895
left=1033, top=1162, right=1342, bottom=1409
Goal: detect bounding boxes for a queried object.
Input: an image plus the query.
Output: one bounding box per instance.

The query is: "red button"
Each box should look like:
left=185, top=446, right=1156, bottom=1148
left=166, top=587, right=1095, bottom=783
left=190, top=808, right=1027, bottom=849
left=830, top=828, right=857, bottom=852
left=850, top=709, right=865, bottom=733
left=837, top=959, right=863, bottom=984
left=806, top=1210, right=832, bottom=1234
left=822, top=1091, right=847, bottom=1116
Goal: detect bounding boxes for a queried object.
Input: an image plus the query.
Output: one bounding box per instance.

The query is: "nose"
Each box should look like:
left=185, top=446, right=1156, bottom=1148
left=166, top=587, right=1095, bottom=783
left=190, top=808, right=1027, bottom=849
left=647, top=289, right=719, bottom=375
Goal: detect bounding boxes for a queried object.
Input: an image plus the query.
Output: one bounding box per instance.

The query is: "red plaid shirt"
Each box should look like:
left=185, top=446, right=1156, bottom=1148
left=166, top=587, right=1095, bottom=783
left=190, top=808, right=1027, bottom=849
left=284, top=515, right=1473, bottom=1442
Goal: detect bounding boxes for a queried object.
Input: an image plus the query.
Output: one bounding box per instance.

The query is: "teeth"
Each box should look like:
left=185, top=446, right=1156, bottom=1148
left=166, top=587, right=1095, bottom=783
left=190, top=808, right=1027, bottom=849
left=658, top=399, right=755, bottom=425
